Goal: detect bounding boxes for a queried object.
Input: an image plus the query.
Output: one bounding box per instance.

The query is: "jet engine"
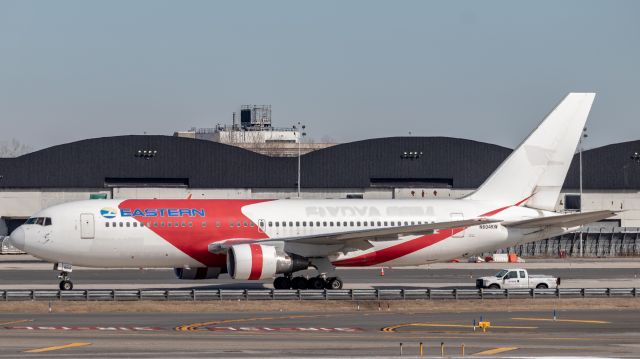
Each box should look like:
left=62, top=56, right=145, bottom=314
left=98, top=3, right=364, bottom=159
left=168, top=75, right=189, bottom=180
left=174, top=267, right=223, bottom=280
left=227, top=243, right=309, bottom=280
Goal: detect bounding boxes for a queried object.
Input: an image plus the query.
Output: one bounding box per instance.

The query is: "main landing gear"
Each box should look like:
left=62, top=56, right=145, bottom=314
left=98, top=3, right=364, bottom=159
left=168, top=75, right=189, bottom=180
left=54, top=262, right=73, bottom=290
left=273, top=275, right=343, bottom=290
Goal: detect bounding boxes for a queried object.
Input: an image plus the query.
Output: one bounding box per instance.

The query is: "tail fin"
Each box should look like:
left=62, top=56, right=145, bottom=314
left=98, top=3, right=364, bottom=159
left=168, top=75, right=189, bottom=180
left=466, top=93, right=596, bottom=210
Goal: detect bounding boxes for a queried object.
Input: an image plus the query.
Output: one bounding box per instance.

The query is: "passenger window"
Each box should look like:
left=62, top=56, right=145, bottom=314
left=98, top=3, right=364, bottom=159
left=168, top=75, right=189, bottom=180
left=168, top=222, right=172, bottom=228
left=181, top=222, right=186, bottom=227
left=153, top=222, right=158, bottom=227
left=174, top=222, right=179, bottom=227
left=343, top=221, right=347, bottom=226
left=268, top=221, right=273, bottom=227
left=188, top=222, right=193, bottom=227
left=411, top=221, right=415, bottom=225
left=363, top=221, right=368, bottom=226
left=202, top=222, right=206, bottom=228
left=356, top=221, right=361, bottom=226
left=336, top=222, right=340, bottom=227
left=230, top=222, right=235, bottom=228
left=146, top=222, right=151, bottom=227
left=282, top=222, right=287, bottom=227
left=250, top=222, right=254, bottom=227
left=404, top=221, right=409, bottom=226
left=243, top=222, right=247, bottom=227
left=112, top=222, right=116, bottom=227
left=316, top=221, right=321, bottom=227
left=296, top=221, right=300, bottom=227
left=105, top=222, right=109, bottom=227
left=383, top=221, right=388, bottom=226
left=330, top=221, right=334, bottom=227
left=323, top=221, right=327, bottom=227
left=275, top=222, right=279, bottom=227
left=119, top=222, right=124, bottom=227
left=126, top=222, right=131, bottom=227
left=133, top=222, right=137, bottom=227
left=309, top=222, right=313, bottom=227
left=216, top=221, right=221, bottom=228
left=302, top=222, right=307, bottom=227
left=289, top=221, right=293, bottom=227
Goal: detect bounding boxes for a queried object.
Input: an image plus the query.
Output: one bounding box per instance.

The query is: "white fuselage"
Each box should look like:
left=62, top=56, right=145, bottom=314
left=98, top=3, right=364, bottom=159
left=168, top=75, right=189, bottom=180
left=11, top=198, right=571, bottom=269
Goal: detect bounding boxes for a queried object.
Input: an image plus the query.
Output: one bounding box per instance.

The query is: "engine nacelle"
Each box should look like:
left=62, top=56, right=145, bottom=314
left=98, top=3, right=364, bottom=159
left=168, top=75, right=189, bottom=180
left=227, top=244, right=309, bottom=280
left=174, top=267, right=223, bottom=280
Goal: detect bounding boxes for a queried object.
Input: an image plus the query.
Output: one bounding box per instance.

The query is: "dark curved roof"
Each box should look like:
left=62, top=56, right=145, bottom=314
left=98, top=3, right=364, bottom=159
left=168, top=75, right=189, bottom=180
left=0, top=135, right=638, bottom=190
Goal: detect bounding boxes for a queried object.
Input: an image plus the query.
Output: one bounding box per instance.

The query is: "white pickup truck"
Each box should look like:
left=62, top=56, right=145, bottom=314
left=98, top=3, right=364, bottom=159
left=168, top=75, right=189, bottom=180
left=476, top=269, right=560, bottom=289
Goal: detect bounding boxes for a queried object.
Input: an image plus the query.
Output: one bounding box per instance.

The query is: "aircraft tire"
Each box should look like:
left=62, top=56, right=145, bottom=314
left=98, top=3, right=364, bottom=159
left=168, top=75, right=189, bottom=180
left=59, top=280, right=73, bottom=291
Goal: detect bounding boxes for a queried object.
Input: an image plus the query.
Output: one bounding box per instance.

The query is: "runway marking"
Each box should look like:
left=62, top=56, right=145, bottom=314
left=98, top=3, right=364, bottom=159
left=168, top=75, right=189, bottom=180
left=7, top=326, right=162, bottom=331
left=24, top=342, right=91, bottom=353
left=0, top=319, right=32, bottom=326
left=382, top=323, right=537, bottom=332
left=207, top=326, right=362, bottom=332
left=473, top=347, right=518, bottom=355
left=176, top=314, right=334, bottom=332
left=512, top=317, right=610, bottom=324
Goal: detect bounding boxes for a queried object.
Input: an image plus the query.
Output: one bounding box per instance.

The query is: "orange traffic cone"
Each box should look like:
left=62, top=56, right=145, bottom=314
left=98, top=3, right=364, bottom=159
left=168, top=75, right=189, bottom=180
left=380, top=267, right=385, bottom=276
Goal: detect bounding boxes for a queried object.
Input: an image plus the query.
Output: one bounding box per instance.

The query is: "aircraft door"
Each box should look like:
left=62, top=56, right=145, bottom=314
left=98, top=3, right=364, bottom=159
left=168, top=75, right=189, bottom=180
left=80, top=213, right=95, bottom=239
left=450, top=213, right=465, bottom=238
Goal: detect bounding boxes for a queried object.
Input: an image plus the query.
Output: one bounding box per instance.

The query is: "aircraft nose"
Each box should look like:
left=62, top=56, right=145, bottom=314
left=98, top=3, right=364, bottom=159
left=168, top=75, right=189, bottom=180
left=8, top=227, right=25, bottom=251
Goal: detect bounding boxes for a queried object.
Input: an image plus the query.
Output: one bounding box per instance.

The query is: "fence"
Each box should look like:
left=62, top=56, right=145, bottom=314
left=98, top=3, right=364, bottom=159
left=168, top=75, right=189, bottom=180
left=498, top=229, right=640, bottom=257
left=1, top=288, right=637, bottom=301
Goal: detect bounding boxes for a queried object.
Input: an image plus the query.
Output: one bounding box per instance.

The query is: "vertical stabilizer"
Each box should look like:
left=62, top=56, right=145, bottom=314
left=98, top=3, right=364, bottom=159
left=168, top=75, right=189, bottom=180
left=466, top=93, right=596, bottom=210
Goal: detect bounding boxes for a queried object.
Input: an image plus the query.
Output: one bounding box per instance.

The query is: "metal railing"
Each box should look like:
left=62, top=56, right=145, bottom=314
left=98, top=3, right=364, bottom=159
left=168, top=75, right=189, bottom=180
left=0, top=288, right=637, bottom=301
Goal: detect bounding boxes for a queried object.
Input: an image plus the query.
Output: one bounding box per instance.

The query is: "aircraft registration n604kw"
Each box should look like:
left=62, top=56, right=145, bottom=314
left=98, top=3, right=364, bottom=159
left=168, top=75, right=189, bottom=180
left=9, top=93, right=615, bottom=290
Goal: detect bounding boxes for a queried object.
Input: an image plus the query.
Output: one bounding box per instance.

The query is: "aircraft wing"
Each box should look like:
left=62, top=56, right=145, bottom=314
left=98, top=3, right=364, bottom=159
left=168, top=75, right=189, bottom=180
left=208, top=217, right=501, bottom=253
left=502, top=210, right=618, bottom=229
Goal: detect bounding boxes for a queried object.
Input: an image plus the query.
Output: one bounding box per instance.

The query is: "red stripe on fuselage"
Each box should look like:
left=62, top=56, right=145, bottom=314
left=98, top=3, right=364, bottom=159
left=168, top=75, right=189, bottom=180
left=333, top=198, right=530, bottom=267
left=119, top=199, right=272, bottom=267
left=248, top=244, right=263, bottom=280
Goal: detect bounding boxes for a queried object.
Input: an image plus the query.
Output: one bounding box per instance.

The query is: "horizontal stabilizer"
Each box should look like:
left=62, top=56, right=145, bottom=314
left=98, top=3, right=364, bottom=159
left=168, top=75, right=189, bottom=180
left=503, top=210, right=617, bottom=229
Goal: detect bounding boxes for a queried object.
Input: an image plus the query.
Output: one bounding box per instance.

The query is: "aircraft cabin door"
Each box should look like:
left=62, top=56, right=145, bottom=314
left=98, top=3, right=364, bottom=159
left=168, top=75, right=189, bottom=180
left=257, top=219, right=266, bottom=233
left=450, top=213, right=465, bottom=238
left=80, top=213, right=95, bottom=239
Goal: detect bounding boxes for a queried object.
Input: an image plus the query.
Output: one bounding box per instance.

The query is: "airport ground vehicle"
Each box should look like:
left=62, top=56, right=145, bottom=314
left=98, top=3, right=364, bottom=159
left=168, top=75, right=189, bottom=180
left=8, top=93, right=614, bottom=290
left=476, top=268, right=560, bottom=289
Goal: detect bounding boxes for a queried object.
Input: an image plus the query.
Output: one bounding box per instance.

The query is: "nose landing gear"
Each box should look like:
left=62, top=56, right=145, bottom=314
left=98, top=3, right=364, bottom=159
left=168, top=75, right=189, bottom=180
left=54, top=262, right=73, bottom=291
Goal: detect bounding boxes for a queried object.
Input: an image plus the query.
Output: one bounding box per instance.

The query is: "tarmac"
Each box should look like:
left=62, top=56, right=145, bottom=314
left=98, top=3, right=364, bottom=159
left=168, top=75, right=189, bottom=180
left=1, top=255, right=639, bottom=290
left=0, top=307, right=639, bottom=358
left=1, top=255, right=640, bottom=357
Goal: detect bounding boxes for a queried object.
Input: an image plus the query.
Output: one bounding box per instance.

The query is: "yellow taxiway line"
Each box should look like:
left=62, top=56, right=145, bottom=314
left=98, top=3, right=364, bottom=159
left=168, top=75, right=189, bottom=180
left=382, top=323, right=537, bottom=332
left=24, top=342, right=91, bottom=353
left=474, top=347, right=518, bottom=355
left=512, top=317, right=610, bottom=324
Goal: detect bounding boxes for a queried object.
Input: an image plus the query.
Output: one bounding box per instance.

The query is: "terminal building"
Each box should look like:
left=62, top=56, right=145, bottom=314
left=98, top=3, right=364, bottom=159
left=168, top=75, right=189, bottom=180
left=1, top=135, right=639, bottom=239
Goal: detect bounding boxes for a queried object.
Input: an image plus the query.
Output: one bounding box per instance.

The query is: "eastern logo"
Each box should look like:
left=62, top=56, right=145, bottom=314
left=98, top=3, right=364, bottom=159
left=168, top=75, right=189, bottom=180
left=100, top=207, right=118, bottom=219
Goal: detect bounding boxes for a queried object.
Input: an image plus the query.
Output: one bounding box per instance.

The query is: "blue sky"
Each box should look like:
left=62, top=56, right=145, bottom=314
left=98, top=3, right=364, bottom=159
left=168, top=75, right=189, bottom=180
left=1, top=0, right=639, bottom=150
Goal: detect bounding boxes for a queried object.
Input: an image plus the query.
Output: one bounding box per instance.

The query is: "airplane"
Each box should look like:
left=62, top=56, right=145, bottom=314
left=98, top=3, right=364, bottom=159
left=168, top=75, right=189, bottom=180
left=8, top=93, right=616, bottom=291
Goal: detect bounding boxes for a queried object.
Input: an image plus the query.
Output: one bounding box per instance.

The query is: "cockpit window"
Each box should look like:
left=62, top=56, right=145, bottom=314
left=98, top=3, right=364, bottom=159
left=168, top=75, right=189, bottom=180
left=25, top=217, right=52, bottom=226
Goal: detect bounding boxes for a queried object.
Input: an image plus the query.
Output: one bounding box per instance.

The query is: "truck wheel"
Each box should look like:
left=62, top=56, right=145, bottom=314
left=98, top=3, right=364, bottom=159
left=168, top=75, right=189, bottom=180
left=488, top=284, right=500, bottom=289
left=536, top=283, right=549, bottom=289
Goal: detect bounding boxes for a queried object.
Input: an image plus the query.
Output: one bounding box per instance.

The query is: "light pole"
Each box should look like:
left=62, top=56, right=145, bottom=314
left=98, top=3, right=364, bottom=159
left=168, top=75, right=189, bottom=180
left=579, top=127, right=588, bottom=257
left=293, top=122, right=306, bottom=198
